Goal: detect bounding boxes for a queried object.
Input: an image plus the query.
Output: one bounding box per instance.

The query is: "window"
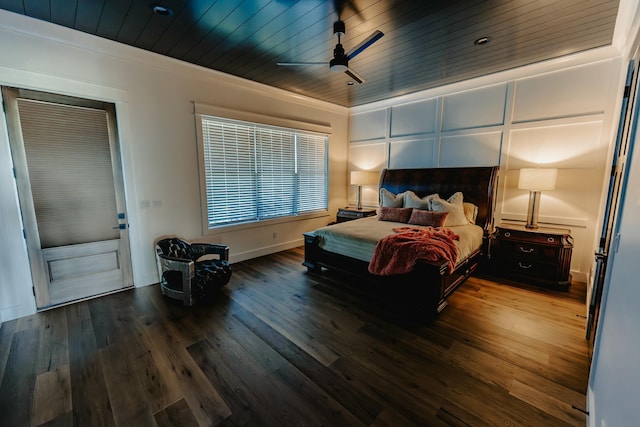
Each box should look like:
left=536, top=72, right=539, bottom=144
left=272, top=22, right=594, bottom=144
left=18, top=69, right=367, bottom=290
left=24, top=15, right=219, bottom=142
left=198, top=115, right=328, bottom=228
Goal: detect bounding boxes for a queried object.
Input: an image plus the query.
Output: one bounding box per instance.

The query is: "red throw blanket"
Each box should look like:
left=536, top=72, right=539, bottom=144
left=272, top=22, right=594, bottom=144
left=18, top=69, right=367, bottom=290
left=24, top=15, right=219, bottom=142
left=368, top=227, right=459, bottom=276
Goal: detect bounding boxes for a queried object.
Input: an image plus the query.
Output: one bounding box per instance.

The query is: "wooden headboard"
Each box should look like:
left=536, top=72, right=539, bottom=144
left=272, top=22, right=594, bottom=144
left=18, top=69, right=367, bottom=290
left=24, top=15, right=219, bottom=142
left=379, top=166, right=499, bottom=233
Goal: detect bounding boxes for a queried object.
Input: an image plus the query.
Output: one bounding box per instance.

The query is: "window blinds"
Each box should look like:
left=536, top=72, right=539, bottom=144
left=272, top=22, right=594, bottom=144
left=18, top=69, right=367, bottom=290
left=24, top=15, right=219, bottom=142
left=17, top=98, right=119, bottom=248
left=200, top=115, right=328, bottom=227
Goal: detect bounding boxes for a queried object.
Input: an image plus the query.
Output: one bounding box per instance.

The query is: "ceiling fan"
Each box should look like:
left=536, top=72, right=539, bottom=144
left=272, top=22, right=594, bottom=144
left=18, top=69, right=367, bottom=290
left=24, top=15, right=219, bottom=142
left=277, top=20, right=384, bottom=84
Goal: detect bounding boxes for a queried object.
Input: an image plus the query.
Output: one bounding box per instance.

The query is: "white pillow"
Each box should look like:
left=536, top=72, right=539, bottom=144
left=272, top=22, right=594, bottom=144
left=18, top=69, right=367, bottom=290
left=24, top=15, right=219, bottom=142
left=429, top=192, right=469, bottom=226
left=380, top=188, right=405, bottom=208
left=463, top=202, right=479, bottom=224
left=404, top=190, right=437, bottom=210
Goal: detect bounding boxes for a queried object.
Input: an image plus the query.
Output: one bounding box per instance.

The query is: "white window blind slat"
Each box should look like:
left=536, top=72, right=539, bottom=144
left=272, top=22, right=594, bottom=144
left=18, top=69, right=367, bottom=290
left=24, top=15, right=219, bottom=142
left=200, top=115, right=328, bottom=227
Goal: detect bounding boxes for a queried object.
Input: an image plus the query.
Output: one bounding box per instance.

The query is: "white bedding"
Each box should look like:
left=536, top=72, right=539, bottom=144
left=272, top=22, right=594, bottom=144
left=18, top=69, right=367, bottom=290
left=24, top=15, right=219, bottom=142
left=313, top=215, right=484, bottom=265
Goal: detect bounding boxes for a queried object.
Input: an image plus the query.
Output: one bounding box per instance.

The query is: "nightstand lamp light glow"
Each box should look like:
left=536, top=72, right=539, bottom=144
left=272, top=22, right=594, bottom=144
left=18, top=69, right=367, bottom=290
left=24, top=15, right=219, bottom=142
left=518, top=168, right=557, bottom=229
left=350, top=171, right=379, bottom=210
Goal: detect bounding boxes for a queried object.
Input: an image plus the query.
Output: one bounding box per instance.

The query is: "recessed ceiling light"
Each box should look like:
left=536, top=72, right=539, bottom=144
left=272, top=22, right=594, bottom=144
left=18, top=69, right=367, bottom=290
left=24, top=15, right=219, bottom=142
left=474, top=36, right=491, bottom=46
left=150, top=4, right=173, bottom=16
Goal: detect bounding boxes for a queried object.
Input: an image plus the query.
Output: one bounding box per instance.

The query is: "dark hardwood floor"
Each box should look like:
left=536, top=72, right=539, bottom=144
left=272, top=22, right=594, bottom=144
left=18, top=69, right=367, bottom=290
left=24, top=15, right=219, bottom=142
left=0, top=247, right=589, bottom=426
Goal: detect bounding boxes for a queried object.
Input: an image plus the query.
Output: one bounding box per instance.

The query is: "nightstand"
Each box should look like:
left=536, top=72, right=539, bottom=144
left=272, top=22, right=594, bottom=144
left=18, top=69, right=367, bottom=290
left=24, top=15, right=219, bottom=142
left=336, top=207, right=377, bottom=223
left=490, top=223, right=573, bottom=290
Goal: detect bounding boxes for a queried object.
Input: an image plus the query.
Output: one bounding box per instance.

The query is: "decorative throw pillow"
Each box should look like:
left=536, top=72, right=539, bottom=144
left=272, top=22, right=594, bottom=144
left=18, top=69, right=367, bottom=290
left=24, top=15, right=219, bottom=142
left=463, top=202, right=479, bottom=224
left=380, top=188, right=405, bottom=208
left=378, top=207, right=413, bottom=223
left=429, top=192, right=469, bottom=226
left=404, top=190, right=438, bottom=210
left=407, top=209, right=449, bottom=227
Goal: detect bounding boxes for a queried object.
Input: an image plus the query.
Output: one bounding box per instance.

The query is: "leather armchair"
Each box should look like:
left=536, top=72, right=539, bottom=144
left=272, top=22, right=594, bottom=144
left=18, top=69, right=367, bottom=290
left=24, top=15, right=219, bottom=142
left=155, top=237, right=232, bottom=306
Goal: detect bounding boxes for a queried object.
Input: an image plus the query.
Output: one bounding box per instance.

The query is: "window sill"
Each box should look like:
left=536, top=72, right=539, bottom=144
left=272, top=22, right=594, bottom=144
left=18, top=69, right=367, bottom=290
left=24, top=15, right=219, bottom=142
left=204, top=211, right=330, bottom=236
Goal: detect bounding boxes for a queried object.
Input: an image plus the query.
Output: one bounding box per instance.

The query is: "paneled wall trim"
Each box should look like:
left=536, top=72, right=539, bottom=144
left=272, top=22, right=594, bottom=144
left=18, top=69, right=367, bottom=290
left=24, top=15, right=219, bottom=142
left=348, top=59, right=623, bottom=282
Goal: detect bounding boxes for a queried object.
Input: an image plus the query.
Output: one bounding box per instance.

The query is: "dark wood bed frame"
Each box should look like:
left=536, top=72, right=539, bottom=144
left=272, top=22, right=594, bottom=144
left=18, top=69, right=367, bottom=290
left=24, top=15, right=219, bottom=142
left=303, top=166, right=499, bottom=323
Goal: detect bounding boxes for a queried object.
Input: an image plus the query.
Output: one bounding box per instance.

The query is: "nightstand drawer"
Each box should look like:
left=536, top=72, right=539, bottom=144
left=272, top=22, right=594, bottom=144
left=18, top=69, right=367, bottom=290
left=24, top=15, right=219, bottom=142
left=494, top=255, right=563, bottom=282
left=492, top=239, right=560, bottom=264
left=497, top=228, right=567, bottom=246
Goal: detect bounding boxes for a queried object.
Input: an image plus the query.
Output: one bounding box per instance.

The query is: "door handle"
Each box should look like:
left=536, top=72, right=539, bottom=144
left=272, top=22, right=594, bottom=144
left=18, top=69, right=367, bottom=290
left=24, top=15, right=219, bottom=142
left=112, top=224, right=127, bottom=230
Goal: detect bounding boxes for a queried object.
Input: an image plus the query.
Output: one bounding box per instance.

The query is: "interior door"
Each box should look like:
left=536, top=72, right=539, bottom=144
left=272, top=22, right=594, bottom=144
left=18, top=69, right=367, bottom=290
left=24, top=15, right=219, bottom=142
left=2, top=87, right=132, bottom=308
left=586, top=57, right=639, bottom=346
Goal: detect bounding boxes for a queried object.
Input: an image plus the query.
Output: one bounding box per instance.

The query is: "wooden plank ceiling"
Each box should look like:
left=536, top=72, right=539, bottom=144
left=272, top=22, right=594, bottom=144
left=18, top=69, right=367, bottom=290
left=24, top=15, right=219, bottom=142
left=0, top=0, right=619, bottom=107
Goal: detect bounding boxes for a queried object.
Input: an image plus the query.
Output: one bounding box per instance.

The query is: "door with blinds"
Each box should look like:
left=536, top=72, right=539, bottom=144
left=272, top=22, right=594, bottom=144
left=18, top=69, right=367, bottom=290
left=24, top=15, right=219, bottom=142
left=2, top=87, right=132, bottom=309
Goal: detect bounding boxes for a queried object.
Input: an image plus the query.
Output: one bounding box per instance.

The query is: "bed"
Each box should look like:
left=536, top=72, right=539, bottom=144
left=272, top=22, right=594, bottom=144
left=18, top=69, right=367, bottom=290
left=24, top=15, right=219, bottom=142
left=303, top=166, right=499, bottom=322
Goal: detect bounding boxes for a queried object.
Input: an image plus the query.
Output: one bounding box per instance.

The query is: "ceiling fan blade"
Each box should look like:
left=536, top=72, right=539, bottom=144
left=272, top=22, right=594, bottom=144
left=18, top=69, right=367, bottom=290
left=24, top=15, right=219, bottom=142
left=347, top=30, right=384, bottom=60
left=345, top=67, right=365, bottom=84
left=333, top=0, right=364, bottom=20
left=277, top=62, right=329, bottom=66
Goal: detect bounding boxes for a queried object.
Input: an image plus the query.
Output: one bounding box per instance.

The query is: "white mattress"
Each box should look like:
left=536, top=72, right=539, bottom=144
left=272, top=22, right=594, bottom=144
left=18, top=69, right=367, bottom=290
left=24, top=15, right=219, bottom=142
left=313, top=215, right=484, bottom=265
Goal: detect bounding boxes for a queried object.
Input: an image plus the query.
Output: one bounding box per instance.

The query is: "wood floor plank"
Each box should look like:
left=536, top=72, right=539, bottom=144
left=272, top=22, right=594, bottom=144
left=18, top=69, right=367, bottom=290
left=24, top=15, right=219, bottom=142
left=0, top=327, right=39, bottom=426
left=35, top=308, right=69, bottom=374
left=269, top=362, right=366, bottom=426
left=100, top=336, right=157, bottom=427
left=31, top=364, right=72, bottom=426
left=333, top=306, right=577, bottom=426
left=188, top=338, right=265, bottom=426
left=510, top=378, right=586, bottom=426
left=0, top=318, right=17, bottom=383
left=231, top=303, right=385, bottom=424
left=230, top=269, right=342, bottom=366
left=193, top=304, right=366, bottom=426
left=436, top=398, right=500, bottom=427
left=154, top=398, right=199, bottom=427
left=66, top=301, right=115, bottom=426
left=142, top=320, right=231, bottom=426
left=371, top=406, right=451, bottom=427
left=37, top=410, right=73, bottom=427
left=120, top=308, right=183, bottom=415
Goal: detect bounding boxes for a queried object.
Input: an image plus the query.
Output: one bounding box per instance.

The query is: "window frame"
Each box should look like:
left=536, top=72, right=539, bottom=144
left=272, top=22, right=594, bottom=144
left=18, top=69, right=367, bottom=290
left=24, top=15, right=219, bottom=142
left=194, top=103, right=331, bottom=235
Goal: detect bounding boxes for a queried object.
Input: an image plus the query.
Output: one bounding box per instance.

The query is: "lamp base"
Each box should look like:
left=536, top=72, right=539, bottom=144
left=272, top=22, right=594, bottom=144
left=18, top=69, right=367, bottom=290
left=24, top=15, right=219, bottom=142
left=356, top=185, right=363, bottom=210
left=525, top=190, right=541, bottom=229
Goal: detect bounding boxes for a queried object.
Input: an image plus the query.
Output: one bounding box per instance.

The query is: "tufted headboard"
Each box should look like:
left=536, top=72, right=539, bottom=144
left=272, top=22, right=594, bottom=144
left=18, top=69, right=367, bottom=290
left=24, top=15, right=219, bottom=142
left=379, top=166, right=499, bottom=233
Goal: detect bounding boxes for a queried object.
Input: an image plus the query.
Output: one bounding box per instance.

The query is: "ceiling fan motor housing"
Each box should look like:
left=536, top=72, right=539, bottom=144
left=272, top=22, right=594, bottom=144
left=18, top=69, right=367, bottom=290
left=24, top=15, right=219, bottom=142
left=330, top=43, right=348, bottom=71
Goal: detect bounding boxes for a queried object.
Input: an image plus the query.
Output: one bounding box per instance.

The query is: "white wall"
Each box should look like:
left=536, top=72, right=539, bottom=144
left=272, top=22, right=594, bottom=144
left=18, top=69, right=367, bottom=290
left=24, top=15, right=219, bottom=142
left=348, top=52, right=625, bottom=284
left=0, top=10, right=349, bottom=321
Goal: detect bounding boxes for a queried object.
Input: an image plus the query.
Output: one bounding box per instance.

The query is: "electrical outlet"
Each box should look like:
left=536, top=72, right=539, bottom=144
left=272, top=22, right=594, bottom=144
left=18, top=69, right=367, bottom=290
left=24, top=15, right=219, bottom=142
left=273, top=232, right=278, bottom=239
left=152, top=200, right=162, bottom=208
left=140, top=200, right=150, bottom=208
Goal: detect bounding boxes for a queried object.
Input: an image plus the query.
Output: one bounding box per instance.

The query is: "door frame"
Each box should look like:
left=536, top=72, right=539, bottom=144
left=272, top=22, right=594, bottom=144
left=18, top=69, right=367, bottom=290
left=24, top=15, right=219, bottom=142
left=2, top=86, right=132, bottom=308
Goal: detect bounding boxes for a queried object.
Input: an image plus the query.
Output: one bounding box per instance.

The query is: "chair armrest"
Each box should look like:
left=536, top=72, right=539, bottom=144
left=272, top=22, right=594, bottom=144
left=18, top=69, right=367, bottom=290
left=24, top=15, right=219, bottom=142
left=191, top=243, right=229, bottom=261
left=157, top=254, right=195, bottom=279
left=156, top=252, right=193, bottom=264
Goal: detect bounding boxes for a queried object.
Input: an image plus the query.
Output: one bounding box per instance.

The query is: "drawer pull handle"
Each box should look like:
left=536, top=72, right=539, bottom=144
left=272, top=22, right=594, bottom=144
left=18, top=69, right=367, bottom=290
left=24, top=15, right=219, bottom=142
left=504, top=232, right=511, bottom=237
left=547, top=237, right=555, bottom=243
left=518, top=262, right=532, bottom=269
left=519, top=247, right=534, bottom=253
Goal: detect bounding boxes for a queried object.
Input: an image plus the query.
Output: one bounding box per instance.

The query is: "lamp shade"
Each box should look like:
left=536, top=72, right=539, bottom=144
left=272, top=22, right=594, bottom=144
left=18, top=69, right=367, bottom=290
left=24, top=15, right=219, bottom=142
left=518, top=168, right=557, bottom=191
left=350, top=171, right=379, bottom=186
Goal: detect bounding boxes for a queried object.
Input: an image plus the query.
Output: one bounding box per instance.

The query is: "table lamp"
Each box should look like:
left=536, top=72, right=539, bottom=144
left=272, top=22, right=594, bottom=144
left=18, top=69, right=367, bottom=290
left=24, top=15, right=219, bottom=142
left=518, top=168, right=557, bottom=229
left=350, top=171, right=379, bottom=210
